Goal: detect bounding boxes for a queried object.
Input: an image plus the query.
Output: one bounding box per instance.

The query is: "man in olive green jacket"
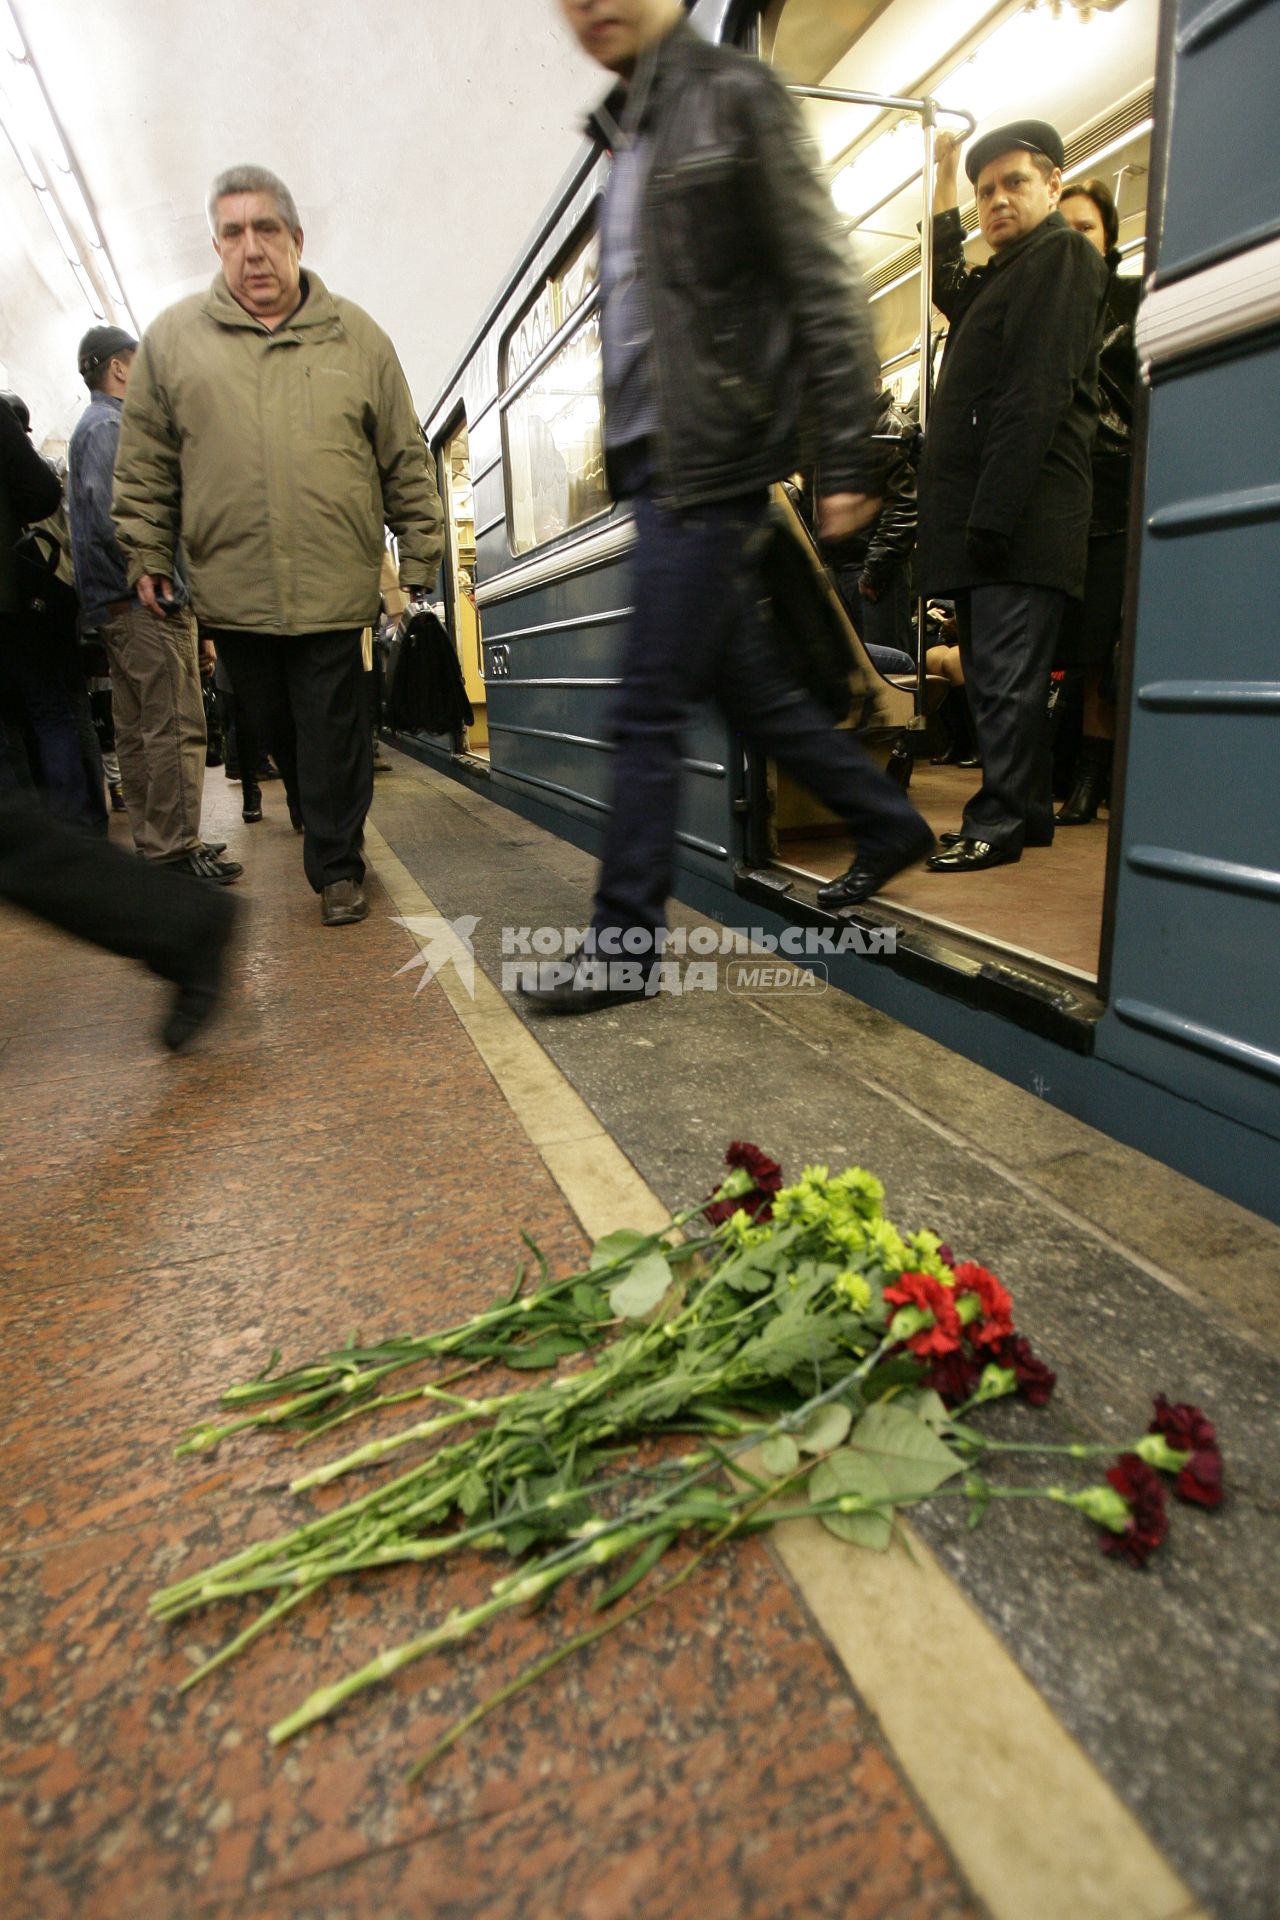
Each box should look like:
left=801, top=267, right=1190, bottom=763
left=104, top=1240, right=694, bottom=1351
left=113, top=163, right=444, bottom=926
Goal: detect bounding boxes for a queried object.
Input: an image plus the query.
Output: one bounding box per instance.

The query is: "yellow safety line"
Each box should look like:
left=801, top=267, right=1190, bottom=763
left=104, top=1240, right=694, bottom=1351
left=366, top=819, right=1204, bottom=1920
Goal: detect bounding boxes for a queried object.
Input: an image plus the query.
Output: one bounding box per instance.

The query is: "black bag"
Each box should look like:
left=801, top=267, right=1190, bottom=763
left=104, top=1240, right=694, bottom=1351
left=11, top=527, right=79, bottom=648
left=754, top=504, right=863, bottom=723
left=386, top=608, right=474, bottom=738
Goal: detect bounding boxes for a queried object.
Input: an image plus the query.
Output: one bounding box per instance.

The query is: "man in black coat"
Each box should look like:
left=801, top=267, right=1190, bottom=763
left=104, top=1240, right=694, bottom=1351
left=919, top=120, right=1109, bottom=872
left=525, top=0, right=932, bottom=1009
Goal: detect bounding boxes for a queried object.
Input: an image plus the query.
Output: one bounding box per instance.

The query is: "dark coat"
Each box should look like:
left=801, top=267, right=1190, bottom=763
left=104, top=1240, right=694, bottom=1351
left=587, top=21, right=881, bottom=508
left=918, top=207, right=1109, bottom=598
left=821, top=386, right=918, bottom=588
left=1, top=402, right=62, bottom=616
left=1089, top=263, right=1141, bottom=536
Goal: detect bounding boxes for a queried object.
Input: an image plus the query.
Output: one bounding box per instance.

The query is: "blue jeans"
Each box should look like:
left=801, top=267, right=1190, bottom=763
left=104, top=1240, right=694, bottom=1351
left=591, top=489, right=927, bottom=950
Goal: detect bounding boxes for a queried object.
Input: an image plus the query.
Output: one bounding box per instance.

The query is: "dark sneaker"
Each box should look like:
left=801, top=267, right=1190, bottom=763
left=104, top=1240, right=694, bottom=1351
left=321, top=879, right=368, bottom=927
left=166, top=848, right=243, bottom=885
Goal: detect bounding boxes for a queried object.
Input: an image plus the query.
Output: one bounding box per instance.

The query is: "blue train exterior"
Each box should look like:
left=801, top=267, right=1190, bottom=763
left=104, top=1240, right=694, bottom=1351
left=403, top=0, right=1279, bottom=1223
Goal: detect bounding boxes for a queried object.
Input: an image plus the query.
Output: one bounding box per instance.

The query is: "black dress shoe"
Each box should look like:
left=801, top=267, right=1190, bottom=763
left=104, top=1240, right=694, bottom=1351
left=940, top=825, right=1053, bottom=849
left=816, top=828, right=936, bottom=910
left=242, top=783, right=263, bottom=823
left=520, top=955, right=654, bottom=1016
left=926, top=837, right=1020, bottom=873
left=162, top=891, right=239, bottom=1051
left=321, top=879, right=368, bottom=927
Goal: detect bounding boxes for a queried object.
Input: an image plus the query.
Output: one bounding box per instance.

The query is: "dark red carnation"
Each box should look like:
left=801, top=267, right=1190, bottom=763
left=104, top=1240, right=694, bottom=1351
left=725, top=1142, right=783, bottom=1195
left=1101, top=1453, right=1168, bottom=1568
left=989, top=1332, right=1056, bottom=1407
left=703, top=1142, right=782, bottom=1226
left=951, top=1260, right=1015, bottom=1349
left=884, top=1272, right=963, bottom=1358
left=1148, top=1395, right=1224, bottom=1509
left=922, top=1349, right=981, bottom=1408
left=935, top=1243, right=956, bottom=1269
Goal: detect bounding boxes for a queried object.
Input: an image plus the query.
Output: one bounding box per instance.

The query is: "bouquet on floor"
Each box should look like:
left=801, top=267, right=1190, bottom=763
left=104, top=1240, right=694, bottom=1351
left=154, top=1144, right=1224, bottom=1773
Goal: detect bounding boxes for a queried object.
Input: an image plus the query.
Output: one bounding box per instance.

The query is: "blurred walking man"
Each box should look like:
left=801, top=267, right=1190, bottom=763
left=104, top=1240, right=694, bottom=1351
left=526, top=0, right=931, bottom=1010
left=920, top=122, right=1108, bottom=872
left=69, top=326, right=241, bottom=882
left=113, top=165, right=444, bottom=925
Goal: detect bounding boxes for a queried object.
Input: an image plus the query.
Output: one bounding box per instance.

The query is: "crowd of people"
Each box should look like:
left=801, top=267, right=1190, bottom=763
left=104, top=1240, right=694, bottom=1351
left=1, top=0, right=1140, bottom=1035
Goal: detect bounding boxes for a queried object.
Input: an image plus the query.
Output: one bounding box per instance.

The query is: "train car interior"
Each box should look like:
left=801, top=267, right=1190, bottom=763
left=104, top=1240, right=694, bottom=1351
left=760, top=0, right=1159, bottom=985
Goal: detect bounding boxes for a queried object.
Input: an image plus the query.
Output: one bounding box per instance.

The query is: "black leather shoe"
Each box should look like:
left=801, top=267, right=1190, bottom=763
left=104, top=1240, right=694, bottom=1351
left=162, top=891, right=239, bottom=1051
left=816, top=829, right=936, bottom=910
left=242, top=784, right=263, bottom=823
left=520, top=955, right=654, bottom=1015
left=940, top=825, right=1052, bottom=850
left=322, top=879, right=369, bottom=927
left=926, top=837, right=1020, bottom=873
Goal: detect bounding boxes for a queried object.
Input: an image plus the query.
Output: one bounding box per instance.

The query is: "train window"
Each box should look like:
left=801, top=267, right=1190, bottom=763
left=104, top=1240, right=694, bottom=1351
left=501, top=226, right=610, bottom=556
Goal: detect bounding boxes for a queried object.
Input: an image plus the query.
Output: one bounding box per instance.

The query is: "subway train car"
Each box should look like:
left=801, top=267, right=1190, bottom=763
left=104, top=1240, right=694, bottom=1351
left=392, top=0, right=1279, bottom=1222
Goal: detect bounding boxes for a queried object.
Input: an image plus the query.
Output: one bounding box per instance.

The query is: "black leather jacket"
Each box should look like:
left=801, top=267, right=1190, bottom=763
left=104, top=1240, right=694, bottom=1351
left=587, top=22, right=880, bottom=509
left=1090, top=260, right=1140, bottom=536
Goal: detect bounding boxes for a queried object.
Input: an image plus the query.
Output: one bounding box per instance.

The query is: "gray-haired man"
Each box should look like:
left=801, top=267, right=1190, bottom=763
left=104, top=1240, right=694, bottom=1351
left=113, top=164, right=444, bottom=925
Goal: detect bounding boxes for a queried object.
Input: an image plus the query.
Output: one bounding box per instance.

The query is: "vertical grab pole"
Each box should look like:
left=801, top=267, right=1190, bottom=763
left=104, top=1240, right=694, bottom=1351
left=914, top=98, right=937, bottom=721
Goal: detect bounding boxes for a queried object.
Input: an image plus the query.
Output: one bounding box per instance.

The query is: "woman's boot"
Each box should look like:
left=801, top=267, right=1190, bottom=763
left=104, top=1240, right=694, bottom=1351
left=1056, top=736, right=1112, bottom=825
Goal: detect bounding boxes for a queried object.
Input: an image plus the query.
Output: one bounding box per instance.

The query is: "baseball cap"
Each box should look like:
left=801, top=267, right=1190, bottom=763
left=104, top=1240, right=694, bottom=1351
left=77, top=325, right=138, bottom=379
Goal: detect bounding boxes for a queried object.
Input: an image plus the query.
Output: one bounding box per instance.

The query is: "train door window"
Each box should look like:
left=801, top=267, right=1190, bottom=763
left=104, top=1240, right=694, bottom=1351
left=441, top=416, right=487, bottom=757
left=501, top=225, right=610, bottom=556
left=760, top=0, right=1158, bottom=986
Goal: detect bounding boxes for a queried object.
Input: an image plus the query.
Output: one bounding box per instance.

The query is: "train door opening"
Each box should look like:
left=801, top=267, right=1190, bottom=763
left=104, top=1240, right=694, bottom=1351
left=441, top=416, right=487, bottom=757
left=759, top=0, right=1159, bottom=986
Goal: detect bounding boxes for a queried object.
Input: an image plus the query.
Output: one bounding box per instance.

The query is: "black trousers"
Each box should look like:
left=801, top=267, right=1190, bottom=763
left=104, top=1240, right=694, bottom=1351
left=208, top=629, right=370, bottom=891
left=956, top=583, right=1067, bottom=852
left=591, top=486, right=927, bottom=951
left=0, top=791, right=222, bottom=980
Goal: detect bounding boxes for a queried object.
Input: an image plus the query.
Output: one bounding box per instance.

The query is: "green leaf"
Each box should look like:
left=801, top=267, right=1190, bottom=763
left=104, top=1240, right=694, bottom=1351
left=457, top=1471, right=488, bottom=1518
left=592, top=1530, right=676, bottom=1611
left=847, top=1402, right=965, bottom=1498
left=796, top=1404, right=853, bottom=1454
left=590, top=1229, right=649, bottom=1270
left=965, top=1473, right=993, bottom=1531
left=808, top=1452, right=894, bottom=1550
left=505, top=1332, right=588, bottom=1369
left=760, top=1434, right=801, bottom=1477
left=608, top=1250, right=675, bottom=1320
left=892, top=1388, right=953, bottom=1433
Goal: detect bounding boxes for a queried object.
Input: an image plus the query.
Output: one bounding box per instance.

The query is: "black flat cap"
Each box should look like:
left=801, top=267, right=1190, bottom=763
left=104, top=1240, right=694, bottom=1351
left=965, top=119, right=1064, bottom=184
left=77, top=324, right=138, bottom=378
left=0, top=390, right=31, bottom=431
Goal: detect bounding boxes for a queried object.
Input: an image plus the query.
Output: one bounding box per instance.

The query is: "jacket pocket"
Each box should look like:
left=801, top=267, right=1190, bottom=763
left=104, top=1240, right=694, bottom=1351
left=654, top=147, right=745, bottom=290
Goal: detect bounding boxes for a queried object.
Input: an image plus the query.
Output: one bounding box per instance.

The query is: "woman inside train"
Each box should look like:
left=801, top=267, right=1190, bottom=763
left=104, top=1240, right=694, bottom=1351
left=1054, top=176, right=1141, bottom=827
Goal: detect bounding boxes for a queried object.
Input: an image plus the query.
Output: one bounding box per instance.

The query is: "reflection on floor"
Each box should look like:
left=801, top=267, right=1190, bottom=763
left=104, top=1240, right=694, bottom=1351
left=781, top=763, right=1110, bottom=980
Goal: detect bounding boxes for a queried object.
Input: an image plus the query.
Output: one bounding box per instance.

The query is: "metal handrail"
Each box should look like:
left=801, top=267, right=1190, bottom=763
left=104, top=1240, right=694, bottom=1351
left=789, top=85, right=977, bottom=715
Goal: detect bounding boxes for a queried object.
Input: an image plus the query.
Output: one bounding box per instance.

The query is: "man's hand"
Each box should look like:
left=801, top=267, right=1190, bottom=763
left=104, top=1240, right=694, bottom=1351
left=199, top=636, right=216, bottom=677
left=817, top=493, right=880, bottom=543
left=933, top=129, right=962, bottom=216
left=137, top=574, right=175, bottom=618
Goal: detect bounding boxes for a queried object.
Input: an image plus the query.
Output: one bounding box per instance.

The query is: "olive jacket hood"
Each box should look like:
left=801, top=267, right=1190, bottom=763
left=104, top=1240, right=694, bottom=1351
left=111, top=270, right=443, bottom=633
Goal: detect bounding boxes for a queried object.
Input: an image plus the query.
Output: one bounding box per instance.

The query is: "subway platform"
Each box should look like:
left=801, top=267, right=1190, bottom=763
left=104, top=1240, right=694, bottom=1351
left=2, top=747, right=1277, bottom=1920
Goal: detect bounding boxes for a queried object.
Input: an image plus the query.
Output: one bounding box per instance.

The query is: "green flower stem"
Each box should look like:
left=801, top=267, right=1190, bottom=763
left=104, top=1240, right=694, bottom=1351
left=405, top=1465, right=812, bottom=1780
left=946, top=1425, right=1143, bottom=1462
left=178, top=1581, right=322, bottom=1691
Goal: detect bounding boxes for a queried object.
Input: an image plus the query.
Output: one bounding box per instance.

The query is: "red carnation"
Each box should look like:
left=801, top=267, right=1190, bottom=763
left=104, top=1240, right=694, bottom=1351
left=923, top=1349, right=981, bottom=1408
left=1148, top=1396, right=1224, bottom=1509
left=1101, top=1454, right=1168, bottom=1568
left=935, top=1243, right=956, bottom=1269
left=952, top=1261, right=1015, bottom=1349
left=884, top=1271, right=963, bottom=1358
left=704, top=1142, right=783, bottom=1226
left=989, top=1333, right=1056, bottom=1407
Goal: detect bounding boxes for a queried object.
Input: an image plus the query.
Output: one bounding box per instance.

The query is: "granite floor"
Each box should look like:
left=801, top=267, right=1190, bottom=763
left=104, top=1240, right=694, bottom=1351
left=0, top=771, right=983, bottom=1920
